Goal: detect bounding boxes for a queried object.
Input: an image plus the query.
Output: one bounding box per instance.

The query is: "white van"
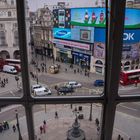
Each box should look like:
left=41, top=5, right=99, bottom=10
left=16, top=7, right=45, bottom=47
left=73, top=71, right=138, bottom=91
left=33, top=87, right=51, bottom=96
left=3, top=65, right=17, bottom=74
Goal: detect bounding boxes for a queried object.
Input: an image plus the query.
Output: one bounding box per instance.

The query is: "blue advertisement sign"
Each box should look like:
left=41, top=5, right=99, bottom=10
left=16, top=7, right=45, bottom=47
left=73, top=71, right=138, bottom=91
left=123, top=29, right=140, bottom=44
left=94, top=28, right=106, bottom=43
left=53, top=28, right=71, bottom=39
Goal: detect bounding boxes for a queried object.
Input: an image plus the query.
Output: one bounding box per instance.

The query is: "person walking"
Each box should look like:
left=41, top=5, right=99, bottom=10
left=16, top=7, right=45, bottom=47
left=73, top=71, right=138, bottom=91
left=97, top=126, right=100, bottom=135
left=12, top=124, right=16, bottom=132
left=55, top=111, right=58, bottom=119
left=117, top=134, right=121, bottom=140
left=40, top=126, right=43, bottom=134
left=95, top=118, right=99, bottom=126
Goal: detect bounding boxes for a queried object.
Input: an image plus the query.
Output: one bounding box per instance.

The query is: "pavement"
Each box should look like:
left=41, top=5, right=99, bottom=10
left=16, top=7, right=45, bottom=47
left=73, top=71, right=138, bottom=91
left=0, top=104, right=130, bottom=140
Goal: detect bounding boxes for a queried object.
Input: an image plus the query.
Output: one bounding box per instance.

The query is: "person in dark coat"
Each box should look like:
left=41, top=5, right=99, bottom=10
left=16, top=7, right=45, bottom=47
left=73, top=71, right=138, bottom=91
left=12, top=125, right=16, bottom=132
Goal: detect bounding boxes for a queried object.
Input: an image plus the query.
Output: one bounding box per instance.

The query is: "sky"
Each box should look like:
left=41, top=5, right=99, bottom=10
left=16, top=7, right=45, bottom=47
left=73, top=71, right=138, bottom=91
left=28, top=0, right=98, bottom=11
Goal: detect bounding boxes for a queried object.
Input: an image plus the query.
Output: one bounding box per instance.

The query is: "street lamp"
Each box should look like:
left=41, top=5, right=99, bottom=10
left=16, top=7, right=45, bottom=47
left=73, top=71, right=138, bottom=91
left=15, top=110, right=23, bottom=140
left=15, top=75, right=19, bottom=87
left=89, top=103, right=93, bottom=121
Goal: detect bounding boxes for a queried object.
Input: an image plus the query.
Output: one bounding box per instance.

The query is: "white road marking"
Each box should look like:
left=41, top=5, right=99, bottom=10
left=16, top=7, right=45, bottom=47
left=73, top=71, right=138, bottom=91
left=114, top=127, right=129, bottom=138
left=119, top=104, right=138, bottom=111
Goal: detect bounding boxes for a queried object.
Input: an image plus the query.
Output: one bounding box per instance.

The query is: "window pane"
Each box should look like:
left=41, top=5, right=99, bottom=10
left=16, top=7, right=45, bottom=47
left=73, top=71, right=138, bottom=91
left=118, top=3, right=140, bottom=96
left=33, top=103, right=102, bottom=139
left=0, top=1, right=23, bottom=98
left=0, top=104, right=28, bottom=140
left=28, top=1, right=106, bottom=98
left=113, top=102, right=140, bottom=140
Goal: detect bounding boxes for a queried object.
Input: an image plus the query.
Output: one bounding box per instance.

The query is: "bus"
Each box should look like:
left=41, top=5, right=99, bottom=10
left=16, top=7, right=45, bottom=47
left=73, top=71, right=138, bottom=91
left=5, top=59, right=21, bottom=72
left=120, top=69, right=140, bottom=86
left=0, top=58, right=7, bottom=71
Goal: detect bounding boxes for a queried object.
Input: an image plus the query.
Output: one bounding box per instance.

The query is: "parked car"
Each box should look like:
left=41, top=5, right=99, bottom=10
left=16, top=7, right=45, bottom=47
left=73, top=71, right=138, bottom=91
left=31, top=84, right=42, bottom=92
left=31, top=84, right=51, bottom=96
left=3, top=65, right=17, bottom=74
left=57, top=86, right=74, bottom=95
left=94, top=80, right=104, bottom=87
left=65, top=81, right=82, bottom=88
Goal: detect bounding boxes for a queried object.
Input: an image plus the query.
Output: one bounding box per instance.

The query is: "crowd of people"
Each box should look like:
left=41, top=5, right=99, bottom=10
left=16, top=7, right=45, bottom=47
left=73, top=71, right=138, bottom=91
left=0, top=121, right=9, bottom=133
left=0, top=77, right=8, bottom=88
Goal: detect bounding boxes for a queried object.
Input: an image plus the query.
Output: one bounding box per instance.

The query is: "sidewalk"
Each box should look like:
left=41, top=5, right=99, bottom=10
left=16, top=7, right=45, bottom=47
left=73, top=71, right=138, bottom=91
left=0, top=104, right=129, bottom=140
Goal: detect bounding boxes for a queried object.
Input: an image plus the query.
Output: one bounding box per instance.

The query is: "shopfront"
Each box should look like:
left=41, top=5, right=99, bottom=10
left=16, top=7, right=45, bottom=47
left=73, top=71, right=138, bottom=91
left=56, top=47, right=72, bottom=63
left=72, top=51, right=90, bottom=69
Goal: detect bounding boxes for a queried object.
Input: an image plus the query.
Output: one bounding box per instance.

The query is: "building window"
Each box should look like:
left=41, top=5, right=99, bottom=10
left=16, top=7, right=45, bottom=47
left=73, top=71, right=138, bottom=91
left=14, top=31, right=19, bottom=46
left=0, top=23, right=4, bottom=29
left=11, top=0, right=14, bottom=5
left=8, top=11, right=12, bottom=17
left=0, top=31, right=6, bottom=45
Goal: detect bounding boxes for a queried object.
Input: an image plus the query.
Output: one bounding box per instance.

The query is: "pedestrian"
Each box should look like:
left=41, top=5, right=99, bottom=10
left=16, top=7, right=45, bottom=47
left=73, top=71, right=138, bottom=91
left=12, top=124, right=16, bottom=132
left=117, top=134, right=121, bottom=140
left=0, top=123, right=3, bottom=133
left=43, top=120, right=46, bottom=125
left=74, top=69, right=76, bottom=74
left=55, top=111, right=58, bottom=119
left=95, top=118, right=99, bottom=126
left=42, top=124, right=46, bottom=133
left=3, top=121, right=7, bottom=130
left=40, top=125, right=43, bottom=134
left=6, top=78, right=8, bottom=83
left=97, top=126, right=100, bottom=135
left=80, top=70, right=82, bottom=74
left=65, top=68, right=67, bottom=72
left=74, top=107, right=77, bottom=112
left=5, top=121, right=9, bottom=129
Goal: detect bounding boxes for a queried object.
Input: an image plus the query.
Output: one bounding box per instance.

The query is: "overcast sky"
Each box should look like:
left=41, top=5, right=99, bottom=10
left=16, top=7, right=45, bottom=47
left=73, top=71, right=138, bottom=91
left=28, top=0, right=98, bottom=11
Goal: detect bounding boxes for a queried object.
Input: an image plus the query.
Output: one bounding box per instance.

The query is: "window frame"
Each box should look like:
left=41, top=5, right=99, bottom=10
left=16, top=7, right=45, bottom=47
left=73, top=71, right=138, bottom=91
left=0, top=0, right=140, bottom=140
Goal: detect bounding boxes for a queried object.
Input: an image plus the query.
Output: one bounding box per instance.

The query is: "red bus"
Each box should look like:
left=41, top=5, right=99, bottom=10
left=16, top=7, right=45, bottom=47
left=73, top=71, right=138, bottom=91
left=5, top=59, right=21, bottom=72
left=120, top=69, right=140, bottom=86
left=0, top=58, right=7, bottom=71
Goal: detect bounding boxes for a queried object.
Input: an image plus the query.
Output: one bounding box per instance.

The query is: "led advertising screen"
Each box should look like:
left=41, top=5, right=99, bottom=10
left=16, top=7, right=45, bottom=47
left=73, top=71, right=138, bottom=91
left=94, top=28, right=140, bottom=60
left=71, top=8, right=106, bottom=27
left=53, top=8, right=140, bottom=43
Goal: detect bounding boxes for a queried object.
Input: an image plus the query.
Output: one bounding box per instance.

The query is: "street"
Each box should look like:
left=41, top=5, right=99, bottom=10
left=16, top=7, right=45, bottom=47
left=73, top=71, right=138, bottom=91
left=0, top=56, right=140, bottom=140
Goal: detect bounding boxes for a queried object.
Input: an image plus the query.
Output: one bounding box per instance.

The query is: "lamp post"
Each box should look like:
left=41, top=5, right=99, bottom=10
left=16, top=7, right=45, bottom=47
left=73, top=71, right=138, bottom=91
left=15, top=75, right=19, bottom=87
left=89, top=103, right=93, bottom=121
left=15, top=110, right=23, bottom=140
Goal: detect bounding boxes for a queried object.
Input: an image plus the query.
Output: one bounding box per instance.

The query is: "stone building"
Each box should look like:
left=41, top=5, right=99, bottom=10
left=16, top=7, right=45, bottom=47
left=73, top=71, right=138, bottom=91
left=0, top=0, right=30, bottom=59
left=30, top=5, right=53, bottom=60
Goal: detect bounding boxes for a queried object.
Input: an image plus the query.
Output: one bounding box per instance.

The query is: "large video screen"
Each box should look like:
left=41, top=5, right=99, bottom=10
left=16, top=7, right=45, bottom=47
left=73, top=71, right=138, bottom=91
left=53, top=8, right=140, bottom=43
left=93, top=28, right=140, bottom=60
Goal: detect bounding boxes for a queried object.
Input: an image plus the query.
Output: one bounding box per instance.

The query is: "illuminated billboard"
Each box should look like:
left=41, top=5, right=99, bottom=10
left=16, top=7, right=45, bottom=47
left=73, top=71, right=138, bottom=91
left=53, top=8, right=140, bottom=43
left=94, top=28, right=140, bottom=60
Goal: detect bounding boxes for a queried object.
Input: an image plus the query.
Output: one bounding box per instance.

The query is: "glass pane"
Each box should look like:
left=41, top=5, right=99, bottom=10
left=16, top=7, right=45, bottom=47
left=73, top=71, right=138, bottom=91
left=113, top=102, right=140, bottom=140
left=28, top=0, right=106, bottom=98
left=118, top=2, right=140, bottom=96
left=33, top=103, right=102, bottom=139
left=0, top=104, right=28, bottom=140
left=0, top=0, right=23, bottom=98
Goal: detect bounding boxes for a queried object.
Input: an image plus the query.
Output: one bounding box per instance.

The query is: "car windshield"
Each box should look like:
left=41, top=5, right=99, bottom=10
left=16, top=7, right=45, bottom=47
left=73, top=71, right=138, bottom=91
left=44, top=88, right=49, bottom=92
left=33, top=85, right=42, bottom=89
